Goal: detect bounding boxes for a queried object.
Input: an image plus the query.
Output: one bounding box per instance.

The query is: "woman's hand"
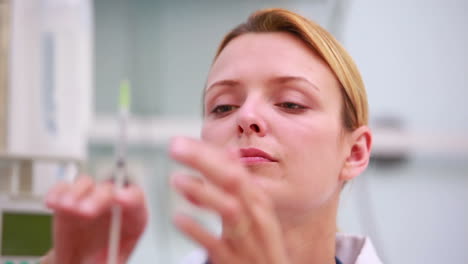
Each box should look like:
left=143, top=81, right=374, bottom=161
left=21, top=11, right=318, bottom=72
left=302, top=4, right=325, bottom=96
left=44, top=175, right=148, bottom=264
left=170, top=137, right=290, bottom=264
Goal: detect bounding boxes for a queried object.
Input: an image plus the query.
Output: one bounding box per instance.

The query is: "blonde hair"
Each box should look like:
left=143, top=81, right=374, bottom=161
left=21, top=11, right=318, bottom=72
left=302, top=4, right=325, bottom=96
left=214, top=8, right=368, bottom=130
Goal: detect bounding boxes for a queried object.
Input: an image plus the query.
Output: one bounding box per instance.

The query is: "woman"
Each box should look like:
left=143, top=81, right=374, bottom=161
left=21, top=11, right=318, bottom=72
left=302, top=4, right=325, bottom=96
left=43, top=8, right=382, bottom=264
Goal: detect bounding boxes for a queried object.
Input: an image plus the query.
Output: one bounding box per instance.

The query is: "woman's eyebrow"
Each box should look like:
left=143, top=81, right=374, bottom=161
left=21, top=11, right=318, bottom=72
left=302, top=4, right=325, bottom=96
left=269, top=76, right=320, bottom=92
left=205, top=79, right=240, bottom=95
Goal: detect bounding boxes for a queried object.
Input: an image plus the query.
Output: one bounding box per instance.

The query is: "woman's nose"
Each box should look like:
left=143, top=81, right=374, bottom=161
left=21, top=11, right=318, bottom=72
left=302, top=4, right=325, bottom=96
left=236, top=105, right=268, bottom=137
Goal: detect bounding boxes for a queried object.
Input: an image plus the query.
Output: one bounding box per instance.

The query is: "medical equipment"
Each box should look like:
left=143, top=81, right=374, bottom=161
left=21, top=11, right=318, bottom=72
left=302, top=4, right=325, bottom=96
left=107, top=81, right=131, bottom=264
left=0, top=0, right=92, bottom=262
left=0, top=155, right=80, bottom=264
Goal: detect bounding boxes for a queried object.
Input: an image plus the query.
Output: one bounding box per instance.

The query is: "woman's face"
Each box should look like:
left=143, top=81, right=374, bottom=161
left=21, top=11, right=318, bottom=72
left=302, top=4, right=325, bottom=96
left=201, top=32, right=351, bottom=219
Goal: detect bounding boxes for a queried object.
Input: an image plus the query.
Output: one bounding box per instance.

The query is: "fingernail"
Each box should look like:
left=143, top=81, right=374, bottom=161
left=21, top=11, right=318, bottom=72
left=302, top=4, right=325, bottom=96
left=116, top=188, right=133, bottom=204
left=80, top=200, right=95, bottom=214
left=45, top=194, right=56, bottom=205
left=171, top=174, right=189, bottom=188
left=61, top=196, right=74, bottom=207
left=170, top=137, right=188, bottom=156
left=116, top=188, right=128, bottom=197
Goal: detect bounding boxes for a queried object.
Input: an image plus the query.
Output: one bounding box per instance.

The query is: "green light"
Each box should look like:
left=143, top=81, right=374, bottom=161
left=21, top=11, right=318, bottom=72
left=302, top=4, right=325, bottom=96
left=119, top=80, right=131, bottom=111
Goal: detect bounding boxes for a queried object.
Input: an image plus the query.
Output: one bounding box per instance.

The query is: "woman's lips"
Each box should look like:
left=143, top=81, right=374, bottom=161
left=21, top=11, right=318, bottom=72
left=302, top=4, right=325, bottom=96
left=239, top=148, right=278, bottom=164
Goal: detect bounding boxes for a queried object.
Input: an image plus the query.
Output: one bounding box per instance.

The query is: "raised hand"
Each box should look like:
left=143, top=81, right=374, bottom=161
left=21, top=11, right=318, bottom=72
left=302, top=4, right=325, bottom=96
left=44, top=175, right=148, bottom=264
left=170, top=137, right=290, bottom=264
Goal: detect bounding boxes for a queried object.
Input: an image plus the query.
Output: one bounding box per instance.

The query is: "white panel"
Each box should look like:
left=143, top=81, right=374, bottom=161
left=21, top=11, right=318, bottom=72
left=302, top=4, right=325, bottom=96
left=8, top=0, right=92, bottom=160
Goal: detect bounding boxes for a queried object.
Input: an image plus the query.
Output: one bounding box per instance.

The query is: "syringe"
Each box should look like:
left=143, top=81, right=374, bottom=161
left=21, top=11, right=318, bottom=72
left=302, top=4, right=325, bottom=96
left=107, top=80, right=130, bottom=264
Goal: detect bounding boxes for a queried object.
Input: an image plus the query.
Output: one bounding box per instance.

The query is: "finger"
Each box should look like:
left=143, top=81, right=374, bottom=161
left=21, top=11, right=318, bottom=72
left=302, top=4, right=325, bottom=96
left=115, top=184, right=148, bottom=236
left=77, top=181, right=113, bottom=218
left=115, top=184, right=146, bottom=210
left=221, top=220, right=261, bottom=261
left=172, top=173, right=265, bottom=261
left=223, top=183, right=277, bottom=259
left=171, top=173, right=242, bottom=224
left=59, top=175, right=95, bottom=209
left=45, top=181, right=70, bottom=209
left=169, top=137, right=246, bottom=193
left=245, top=201, right=286, bottom=263
left=173, top=213, right=230, bottom=260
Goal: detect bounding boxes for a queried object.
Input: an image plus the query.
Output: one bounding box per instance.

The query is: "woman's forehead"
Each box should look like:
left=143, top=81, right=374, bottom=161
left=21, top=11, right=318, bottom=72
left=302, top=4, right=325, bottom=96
left=205, top=32, right=336, bottom=92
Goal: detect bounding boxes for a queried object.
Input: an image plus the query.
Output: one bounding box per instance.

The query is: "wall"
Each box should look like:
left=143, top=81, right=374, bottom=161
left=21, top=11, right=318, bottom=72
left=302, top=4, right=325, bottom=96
left=343, top=0, right=468, bottom=132
left=338, top=0, right=468, bottom=263
left=94, top=0, right=332, bottom=116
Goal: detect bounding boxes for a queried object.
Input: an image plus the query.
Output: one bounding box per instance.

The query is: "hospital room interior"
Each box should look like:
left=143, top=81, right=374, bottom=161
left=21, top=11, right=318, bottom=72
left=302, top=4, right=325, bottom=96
left=0, top=0, right=467, bottom=263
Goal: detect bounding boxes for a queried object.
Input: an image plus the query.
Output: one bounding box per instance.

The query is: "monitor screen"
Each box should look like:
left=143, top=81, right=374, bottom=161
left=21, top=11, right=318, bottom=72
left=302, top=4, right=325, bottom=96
left=1, top=211, right=52, bottom=256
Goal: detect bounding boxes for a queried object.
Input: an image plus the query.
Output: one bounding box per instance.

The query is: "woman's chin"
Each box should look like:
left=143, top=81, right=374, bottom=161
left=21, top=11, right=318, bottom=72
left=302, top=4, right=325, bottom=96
left=250, top=172, right=282, bottom=192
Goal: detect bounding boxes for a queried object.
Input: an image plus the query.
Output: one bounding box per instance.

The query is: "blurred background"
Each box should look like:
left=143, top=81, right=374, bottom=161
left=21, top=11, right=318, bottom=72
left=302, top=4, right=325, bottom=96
left=0, top=0, right=467, bottom=263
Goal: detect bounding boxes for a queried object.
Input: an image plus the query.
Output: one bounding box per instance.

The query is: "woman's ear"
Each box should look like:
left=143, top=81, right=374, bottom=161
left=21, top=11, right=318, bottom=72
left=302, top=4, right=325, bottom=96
left=340, top=126, right=372, bottom=181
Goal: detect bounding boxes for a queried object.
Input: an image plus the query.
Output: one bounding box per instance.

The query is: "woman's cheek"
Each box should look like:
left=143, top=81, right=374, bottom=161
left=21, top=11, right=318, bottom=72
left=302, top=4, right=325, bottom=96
left=201, top=121, right=231, bottom=144
left=201, top=125, right=215, bottom=142
left=287, top=132, right=340, bottom=197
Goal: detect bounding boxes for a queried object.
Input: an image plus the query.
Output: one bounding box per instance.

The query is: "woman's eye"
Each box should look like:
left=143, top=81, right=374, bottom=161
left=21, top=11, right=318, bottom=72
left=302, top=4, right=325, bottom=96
left=276, top=102, right=306, bottom=110
left=211, top=105, right=238, bottom=115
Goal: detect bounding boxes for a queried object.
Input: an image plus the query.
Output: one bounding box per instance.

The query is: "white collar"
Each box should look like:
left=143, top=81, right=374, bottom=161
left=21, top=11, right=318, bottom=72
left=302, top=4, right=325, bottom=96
left=336, top=233, right=384, bottom=264
left=180, top=233, right=384, bottom=264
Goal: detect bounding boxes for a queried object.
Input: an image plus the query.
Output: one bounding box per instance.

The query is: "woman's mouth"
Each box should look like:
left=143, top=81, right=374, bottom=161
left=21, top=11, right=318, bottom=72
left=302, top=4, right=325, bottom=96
left=239, top=148, right=278, bottom=165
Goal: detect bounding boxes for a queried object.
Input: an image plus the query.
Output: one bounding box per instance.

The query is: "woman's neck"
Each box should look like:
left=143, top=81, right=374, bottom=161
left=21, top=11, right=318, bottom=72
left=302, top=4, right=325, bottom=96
left=279, top=195, right=339, bottom=264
